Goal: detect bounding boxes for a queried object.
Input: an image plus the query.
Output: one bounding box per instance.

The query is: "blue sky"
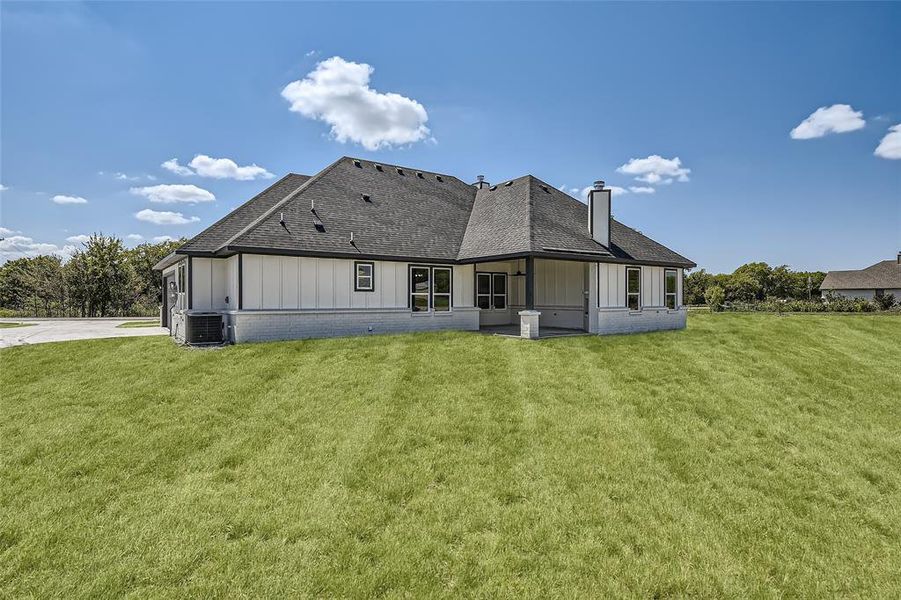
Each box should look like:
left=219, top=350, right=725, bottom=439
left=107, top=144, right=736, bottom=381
left=1, top=1, right=898, bottom=272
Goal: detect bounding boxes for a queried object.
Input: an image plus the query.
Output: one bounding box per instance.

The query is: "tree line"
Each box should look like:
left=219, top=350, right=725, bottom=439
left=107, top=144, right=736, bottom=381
left=0, top=235, right=182, bottom=318
left=684, top=262, right=827, bottom=306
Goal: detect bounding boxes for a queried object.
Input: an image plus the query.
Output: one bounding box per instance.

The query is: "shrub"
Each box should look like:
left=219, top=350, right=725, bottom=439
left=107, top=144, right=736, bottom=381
left=875, top=293, right=896, bottom=311
left=705, top=286, right=726, bottom=312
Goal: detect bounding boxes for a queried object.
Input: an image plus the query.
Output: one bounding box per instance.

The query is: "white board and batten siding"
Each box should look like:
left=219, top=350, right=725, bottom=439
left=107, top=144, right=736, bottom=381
left=596, top=263, right=683, bottom=308
left=240, top=254, right=475, bottom=310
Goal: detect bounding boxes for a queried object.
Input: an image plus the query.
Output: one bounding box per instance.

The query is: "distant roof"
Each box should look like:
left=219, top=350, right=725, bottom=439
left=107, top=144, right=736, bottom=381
left=159, top=156, right=695, bottom=268
left=820, top=259, right=901, bottom=290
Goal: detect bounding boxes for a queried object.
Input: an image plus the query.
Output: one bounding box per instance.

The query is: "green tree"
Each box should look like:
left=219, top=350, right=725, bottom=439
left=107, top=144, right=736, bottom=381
left=684, top=269, right=712, bottom=305
left=705, top=285, right=725, bottom=312
left=81, top=234, right=133, bottom=316
left=733, top=262, right=772, bottom=300
left=127, top=239, right=183, bottom=307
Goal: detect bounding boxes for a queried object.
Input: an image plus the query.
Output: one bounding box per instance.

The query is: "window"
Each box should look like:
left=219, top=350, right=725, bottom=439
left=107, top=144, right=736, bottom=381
left=665, top=269, right=678, bottom=309
left=177, top=263, right=186, bottom=292
left=626, top=267, right=641, bottom=310
left=409, top=266, right=453, bottom=312
left=493, top=274, right=507, bottom=309
left=476, top=273, right=491, bottom=309
left=410, top=267, right=430, bottom=312
left=433, top=268, right=452, bottom=311
left=355, top=261, right=374, bottom=292
left=475, top=272, right=507, bottom=310
left=876, top=289, right=885, bottom=299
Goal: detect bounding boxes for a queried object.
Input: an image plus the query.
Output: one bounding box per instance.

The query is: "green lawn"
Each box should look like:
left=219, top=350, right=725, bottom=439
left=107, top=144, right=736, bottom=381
left=1, top=313, right=899, bottom=597
left=0, top=322, right=35, bottom=329
left=116, top=320, right=161, bottom=328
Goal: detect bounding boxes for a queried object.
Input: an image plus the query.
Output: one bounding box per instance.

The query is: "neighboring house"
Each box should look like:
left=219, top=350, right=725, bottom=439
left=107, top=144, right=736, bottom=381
left=820, top=254, right=901, bottom=301
left=154, top=157, right=695, bottom=343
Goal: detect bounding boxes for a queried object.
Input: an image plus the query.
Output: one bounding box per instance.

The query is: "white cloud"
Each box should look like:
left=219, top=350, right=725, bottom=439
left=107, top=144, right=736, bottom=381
left=162, top=158, right=194, bottom=176
left=188, top=155, right=273, bottom=180
left=281, top=56, right=430, bottom=150
left=162, top=155, right=274, bottom=180
left=305, top=50, right=318, bottom=58
left=0, top=227, right=20, bottom=235
left=790, top=104, right=865, bottom=140
left=617, top=155, right=690, bottom=184
left=52, top=194, right=88, bottom=205
left=629, top=186, right=656, bottom=194
left=559, top=184, right=630, bottom=200
left=66, top=234, right=91, bottom=244
left=135, top=209, right=200, bottom=225
left=874, top=124, right=901, bottom=159
left=0, top=184, right=8, bottom=191
left=0, top=235, right=76, bottom=263
left=126, top=233, right=144, bottom=241
left=130, top=184, right=215, bottom=204
left=152, top=235, right=177, bottom=243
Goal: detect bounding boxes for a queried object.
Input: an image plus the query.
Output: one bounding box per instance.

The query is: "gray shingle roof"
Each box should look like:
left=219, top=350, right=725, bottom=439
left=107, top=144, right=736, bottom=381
left=457, top=175, right=695, bottom=267
left=179, top=173, right=311, bottom=254
left=167, top=156, right=695, bottom=268
left=820, top=259, right=901, bottom=290
left=228, top=157, right=475, bottom=262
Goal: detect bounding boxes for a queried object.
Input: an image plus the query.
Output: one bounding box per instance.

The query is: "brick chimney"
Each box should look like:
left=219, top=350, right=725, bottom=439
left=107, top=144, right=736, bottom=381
left=587, top=180, right=611, bottom=247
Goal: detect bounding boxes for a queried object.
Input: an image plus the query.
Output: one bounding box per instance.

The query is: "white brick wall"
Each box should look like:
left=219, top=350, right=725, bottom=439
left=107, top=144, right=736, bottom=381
left=595, top=307, right=687, bottom=335
left=223, top=307, right=480, bottom=343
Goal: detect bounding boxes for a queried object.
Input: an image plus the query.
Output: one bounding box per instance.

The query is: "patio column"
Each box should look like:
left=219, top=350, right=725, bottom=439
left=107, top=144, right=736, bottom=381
left=525, top=255, right=535, bottom=310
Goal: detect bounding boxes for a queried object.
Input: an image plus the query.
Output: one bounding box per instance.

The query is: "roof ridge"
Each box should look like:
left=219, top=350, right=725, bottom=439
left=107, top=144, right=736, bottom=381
left=341, top=155, right=470, bottom=187
left=218, top=157, right=345, bottom=251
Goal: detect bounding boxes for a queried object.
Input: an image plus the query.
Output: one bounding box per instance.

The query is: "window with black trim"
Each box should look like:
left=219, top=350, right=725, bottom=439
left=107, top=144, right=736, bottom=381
left=355, top=261, right=374, bottom=292
left=476, top=273, right=491, bottom=309
left=664, top=269, right=678, bottom=309
left=626, top=267, right=641, bottom=310
left=409, top=265, right=453, bottom=312
left=433, top=267, right=451, bottom=312
left=177, top=263, right=186, bottom=292
left=475, top=272, right=507, bottom=310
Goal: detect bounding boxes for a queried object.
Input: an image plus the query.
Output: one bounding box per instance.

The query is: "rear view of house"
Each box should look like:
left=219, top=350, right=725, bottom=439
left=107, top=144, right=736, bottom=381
left=820, top=254, right=901, bottom=301
left=154, top=157, right=695, bottom=343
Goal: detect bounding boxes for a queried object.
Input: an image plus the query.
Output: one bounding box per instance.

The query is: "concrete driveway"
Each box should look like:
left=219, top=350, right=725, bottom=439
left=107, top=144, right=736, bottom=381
left=0, top=318, right=168, bottom=349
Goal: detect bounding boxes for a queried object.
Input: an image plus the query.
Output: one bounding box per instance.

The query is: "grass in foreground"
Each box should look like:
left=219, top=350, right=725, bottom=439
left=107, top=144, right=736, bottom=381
left=115, top=320, right=160, bottom=328
left=1, top=313, right=899, bottom=597
left=0, top=322, right=35, bottom=329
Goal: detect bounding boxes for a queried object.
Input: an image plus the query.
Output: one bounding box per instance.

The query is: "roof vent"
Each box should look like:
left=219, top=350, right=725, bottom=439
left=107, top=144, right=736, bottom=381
left=489, top=185, right=498, bottom=191
left=593, top=180, right=605, bottom=190
left=352, top=159, right=362, bottom=168
left=374, top=164, right=383, bottom=171
left=350, top=231, right=355, bottom=245
left=396, top=168, right=404, bottom=175
left=279, top=212, right=285, bottom=225
left=504, top=180, right=513, bottom=187
left=361, top=193, right=371, bottom=202
left=540, top=185, right=550, bottom=193
left=416, top=171, right=424, bottom=179
left=311, top=212, right=325, bottom=232
left=436, top=175, right=443, bottom=182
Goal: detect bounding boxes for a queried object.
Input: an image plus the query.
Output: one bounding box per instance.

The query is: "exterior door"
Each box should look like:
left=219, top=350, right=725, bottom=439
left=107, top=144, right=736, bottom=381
left=476, top=272, right=510, bottom=326
left=163, top=274, right=176, bottom=330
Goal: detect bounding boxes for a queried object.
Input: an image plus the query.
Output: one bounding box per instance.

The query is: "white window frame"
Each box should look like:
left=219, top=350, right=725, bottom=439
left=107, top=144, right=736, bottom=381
left=432, top=267, right=452, bottom=312
left=664, top=269, right=678, bottom=309
left=409, top=265, right=453, bottom=313
left=354, top=261, right=375, bottom=292
left=626, top=266, right=641, bottom=311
